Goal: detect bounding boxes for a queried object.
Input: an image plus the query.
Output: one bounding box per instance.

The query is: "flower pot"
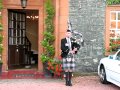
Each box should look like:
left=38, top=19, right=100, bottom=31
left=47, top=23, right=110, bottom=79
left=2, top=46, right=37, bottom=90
left=43, top=62, right=52, bottom=77
left=51, top=72, right=54, bottom=78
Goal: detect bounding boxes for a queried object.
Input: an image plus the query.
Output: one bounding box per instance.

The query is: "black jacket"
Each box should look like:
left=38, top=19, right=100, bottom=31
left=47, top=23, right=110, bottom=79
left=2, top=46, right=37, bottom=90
left=61, top=38, right=80, bottom=58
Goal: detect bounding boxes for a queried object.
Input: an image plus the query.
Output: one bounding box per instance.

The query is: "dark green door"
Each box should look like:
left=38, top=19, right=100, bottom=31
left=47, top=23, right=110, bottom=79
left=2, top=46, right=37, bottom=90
left=8, top=10, right=26, bottom=69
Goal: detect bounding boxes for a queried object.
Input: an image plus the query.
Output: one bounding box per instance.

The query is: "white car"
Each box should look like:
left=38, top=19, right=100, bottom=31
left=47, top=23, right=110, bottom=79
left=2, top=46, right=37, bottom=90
left=98, top=50, right=120, bottom=87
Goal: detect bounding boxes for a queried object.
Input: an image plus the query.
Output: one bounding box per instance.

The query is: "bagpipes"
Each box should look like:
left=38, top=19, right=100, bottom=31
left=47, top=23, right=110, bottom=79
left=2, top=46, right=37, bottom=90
left=67, top=20, right=84, bottom=47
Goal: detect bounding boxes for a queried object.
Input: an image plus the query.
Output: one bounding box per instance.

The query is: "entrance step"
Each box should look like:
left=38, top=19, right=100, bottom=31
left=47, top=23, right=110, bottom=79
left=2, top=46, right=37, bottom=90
left=0, top=69, right=44, bottom=79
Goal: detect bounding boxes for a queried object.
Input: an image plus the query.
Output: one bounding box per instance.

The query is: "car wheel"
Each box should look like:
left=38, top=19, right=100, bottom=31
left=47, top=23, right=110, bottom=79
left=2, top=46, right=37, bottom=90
left=99, top=66, right=108, bottom=84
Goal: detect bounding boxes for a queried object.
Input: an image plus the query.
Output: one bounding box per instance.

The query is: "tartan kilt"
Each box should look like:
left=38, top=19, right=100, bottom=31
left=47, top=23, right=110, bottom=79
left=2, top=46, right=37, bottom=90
left=62, top=53, right=75, bottom=71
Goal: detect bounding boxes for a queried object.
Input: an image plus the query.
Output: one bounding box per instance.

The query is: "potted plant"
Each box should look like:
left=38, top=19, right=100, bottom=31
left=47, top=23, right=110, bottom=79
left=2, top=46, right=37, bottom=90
left=40, top=0, right=55, bottom=77
left=47, top=57, right=63, bottom=78
left=40, top=54, right=54, bottom=77
left=105, top=39, right=120, bottom=56
left=109, top=39, right=120, bottom=52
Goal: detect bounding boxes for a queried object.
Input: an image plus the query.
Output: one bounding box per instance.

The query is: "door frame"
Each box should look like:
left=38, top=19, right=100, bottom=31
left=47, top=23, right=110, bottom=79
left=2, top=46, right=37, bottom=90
left=2, top=6, right=44, bottom=72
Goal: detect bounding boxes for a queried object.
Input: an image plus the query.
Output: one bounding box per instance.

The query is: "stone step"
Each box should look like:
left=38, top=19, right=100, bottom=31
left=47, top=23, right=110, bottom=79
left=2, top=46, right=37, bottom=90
left=0, top=69, right=44, bottom=79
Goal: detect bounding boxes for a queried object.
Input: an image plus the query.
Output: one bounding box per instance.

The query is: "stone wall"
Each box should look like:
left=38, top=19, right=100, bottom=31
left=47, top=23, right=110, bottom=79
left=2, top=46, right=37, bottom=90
left=69, top=0, right=106, bottom=72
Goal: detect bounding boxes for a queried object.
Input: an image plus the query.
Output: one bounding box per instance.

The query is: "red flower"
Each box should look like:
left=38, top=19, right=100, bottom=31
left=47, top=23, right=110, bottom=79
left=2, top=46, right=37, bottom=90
left=47, top=67, right=51, bottom=70
left=57, top=72, right=60, bottom=76
left=46, top=58, right=63, bottom=78
left=51, top=66, right=54, bottom=70
left=48, top=61, right=52, bottom=66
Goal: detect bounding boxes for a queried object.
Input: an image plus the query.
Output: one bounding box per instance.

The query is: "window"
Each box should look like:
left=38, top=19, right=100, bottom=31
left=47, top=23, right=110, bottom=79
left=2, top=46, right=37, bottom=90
left=8, top=11, right=26, bottom=45
left=108, top=11, right=120, bottom=52
left=110, top=11, right=120, bottom=40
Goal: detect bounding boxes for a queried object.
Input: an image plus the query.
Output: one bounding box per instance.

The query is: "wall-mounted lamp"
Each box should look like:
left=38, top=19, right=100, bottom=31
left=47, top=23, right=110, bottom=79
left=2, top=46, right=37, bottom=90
left=21, top=0, right=27, bottom=9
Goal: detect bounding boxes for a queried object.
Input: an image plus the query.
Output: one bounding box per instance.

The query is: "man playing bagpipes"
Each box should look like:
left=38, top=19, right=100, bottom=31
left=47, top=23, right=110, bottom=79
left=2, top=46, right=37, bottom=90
left=61, top=30, right=80, bottom=86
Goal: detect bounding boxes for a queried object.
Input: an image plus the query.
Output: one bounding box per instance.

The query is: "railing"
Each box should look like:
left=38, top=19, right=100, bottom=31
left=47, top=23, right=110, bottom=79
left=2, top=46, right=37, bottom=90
left=24, top=36, right=31, bottom=65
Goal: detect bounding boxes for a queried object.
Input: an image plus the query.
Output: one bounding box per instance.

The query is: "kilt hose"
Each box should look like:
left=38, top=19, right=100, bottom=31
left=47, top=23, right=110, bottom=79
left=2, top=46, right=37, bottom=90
left=62, top=53, right=75, bottom=71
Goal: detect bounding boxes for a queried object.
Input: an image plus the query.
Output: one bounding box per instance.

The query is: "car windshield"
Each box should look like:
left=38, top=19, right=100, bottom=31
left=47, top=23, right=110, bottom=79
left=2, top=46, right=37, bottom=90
left=115, top=51, right=120, bottom=61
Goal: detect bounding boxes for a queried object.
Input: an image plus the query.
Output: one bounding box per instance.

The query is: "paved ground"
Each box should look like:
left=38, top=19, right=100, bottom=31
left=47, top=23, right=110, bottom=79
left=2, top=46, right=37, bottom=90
left=0, top=76, right=119, bottom=90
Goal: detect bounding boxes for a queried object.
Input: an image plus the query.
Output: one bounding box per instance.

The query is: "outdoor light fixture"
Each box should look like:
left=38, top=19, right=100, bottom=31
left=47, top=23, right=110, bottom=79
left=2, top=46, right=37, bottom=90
left=21, top=0, right=27, bottom=9
left=26, top=15, right=39, bottom=20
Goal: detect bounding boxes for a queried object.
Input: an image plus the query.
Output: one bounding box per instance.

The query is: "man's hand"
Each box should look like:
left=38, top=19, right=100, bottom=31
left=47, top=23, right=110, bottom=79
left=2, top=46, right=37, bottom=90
left=73, top=48, right=77, bottom=51
left=69, top=48, right=78, bottom=54
left=69, top=50, right=74, bottom=54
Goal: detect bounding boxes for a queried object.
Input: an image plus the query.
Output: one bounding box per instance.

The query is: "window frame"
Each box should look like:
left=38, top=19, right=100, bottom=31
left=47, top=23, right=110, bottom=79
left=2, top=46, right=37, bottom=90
left=105, top=6, right=120, bottom=56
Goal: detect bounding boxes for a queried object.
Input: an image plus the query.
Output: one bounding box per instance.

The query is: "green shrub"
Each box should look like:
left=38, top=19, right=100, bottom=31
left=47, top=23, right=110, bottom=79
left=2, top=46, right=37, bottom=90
left=0, top=34, right=3, bottom=43
left=107, top=0, right=120, bottom=5
left=41, top=0, right=55, bottom=63
left=0, top=1, right=3, bottom=65
left=0, top=23, right=3, bottom=31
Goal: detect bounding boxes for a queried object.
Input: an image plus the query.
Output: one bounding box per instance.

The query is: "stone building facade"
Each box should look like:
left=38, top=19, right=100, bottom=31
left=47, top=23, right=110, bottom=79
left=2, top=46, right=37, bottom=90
left=1, top=0, right=115, bottom=78
left=69, top=0, right=106, bottom=72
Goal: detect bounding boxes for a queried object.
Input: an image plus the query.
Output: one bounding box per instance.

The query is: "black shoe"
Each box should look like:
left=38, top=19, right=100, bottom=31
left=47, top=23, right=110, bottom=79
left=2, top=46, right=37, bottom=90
left=65, top=81, right=69, bottom=86
left=65, top=72, right=69, bottom=86
left=68, top=81, right=72, bottom=86
left=69, top=83, right=72, bottom=86
left=68, top=72, right=72, bottom=86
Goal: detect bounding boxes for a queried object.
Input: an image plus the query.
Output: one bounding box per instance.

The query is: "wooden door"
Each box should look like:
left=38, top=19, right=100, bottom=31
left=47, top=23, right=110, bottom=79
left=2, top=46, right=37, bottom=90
left=8, top=10, right=26, bottom=69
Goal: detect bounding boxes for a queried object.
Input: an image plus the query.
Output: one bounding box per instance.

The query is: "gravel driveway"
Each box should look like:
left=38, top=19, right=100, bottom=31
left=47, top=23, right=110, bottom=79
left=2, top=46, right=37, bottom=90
left=0, top=76, right=119, bottom=90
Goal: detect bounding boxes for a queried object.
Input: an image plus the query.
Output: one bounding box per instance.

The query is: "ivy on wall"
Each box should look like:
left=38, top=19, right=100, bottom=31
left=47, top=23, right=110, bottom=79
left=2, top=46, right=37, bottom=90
left=0, top=0, right=3, bottom=64
left=107, top=0, right=120, bottom=5
left=40, top=0, right=63, bottom=77
left=40, top=0, right=55, bottom=63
